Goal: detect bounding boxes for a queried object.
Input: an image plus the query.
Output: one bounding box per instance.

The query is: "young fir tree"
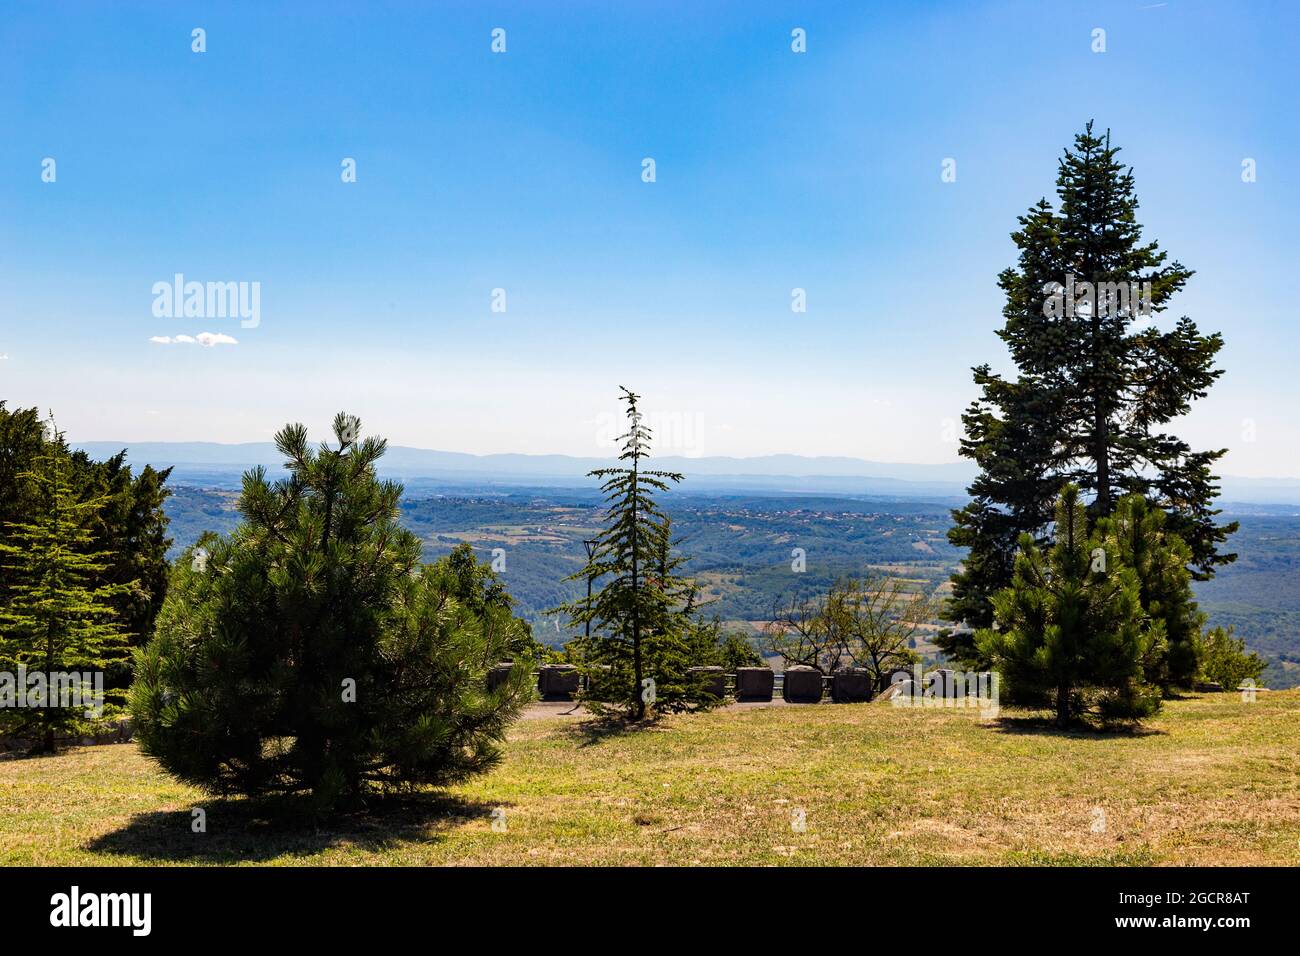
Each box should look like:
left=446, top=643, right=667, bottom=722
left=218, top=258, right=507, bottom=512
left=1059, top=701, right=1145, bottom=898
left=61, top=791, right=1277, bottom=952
left=1098, top=495, right=1204, bottom=690
left=130, top=414, right=534, bottom=811
left=559, top=388, right=714, bottom=719
left=976, top=485, right=1161, bottom=727
left=944, top=122, right=1234, bottom=664
left=0, top=427, right=134, bottom=752
left=649, top=514, right=732, bottom=705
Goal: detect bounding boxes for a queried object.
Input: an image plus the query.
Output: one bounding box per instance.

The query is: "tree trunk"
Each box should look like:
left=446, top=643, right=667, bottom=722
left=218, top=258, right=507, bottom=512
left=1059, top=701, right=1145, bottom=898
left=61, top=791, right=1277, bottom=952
left=630, top=470, right=644, bottom=721
left=42, top=605, right=57, bottom=754
left=1092, top=309, right=1112, bottom=515
left=1056, top=678, right=1071, bottom=727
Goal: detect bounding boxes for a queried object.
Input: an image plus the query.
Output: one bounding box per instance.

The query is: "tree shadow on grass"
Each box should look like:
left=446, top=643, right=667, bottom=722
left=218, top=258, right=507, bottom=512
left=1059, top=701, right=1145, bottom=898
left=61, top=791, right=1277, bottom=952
left=556, top=714, right=656, bottom=749
left=988, top=713, right=1166, bottom=739
left=85, top=791, right=503, bottom=864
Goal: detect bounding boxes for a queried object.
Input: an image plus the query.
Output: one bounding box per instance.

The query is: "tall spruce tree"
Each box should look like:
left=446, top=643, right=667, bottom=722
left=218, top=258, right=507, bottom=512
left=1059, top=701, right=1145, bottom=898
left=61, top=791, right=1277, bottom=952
left=976, top=485, right=1160, bottom=727
left=945, top=122, right=1235, bottom=657
left=130, top=414, right=534, bottom=811
left=0, top=426, right=134, bottom=752
left=559, top=388, right=714, bottom=718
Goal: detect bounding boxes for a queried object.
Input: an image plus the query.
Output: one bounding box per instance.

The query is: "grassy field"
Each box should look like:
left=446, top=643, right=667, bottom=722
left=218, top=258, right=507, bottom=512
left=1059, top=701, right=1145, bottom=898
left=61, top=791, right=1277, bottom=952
left=3, top=690, right=1299, bottom=866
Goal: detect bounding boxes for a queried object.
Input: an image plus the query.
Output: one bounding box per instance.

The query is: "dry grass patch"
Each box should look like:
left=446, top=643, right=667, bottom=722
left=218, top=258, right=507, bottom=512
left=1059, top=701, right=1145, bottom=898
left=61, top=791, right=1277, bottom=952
left=1, top=691, right=1298, bottom=866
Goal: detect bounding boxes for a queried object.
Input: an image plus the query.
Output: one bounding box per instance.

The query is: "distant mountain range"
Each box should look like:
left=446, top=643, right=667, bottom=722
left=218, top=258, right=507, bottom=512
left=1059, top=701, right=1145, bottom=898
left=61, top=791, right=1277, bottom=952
left=72, top=440, right=1300, bottom=507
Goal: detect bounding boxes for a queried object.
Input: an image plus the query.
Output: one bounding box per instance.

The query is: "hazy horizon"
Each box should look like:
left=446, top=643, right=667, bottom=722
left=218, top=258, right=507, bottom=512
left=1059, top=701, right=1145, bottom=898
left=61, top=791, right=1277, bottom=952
left=68, top=438, right=1300, bottom=502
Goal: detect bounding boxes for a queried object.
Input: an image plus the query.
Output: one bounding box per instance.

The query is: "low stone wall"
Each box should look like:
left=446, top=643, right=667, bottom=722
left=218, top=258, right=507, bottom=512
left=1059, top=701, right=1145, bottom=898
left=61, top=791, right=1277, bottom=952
left=0, top=718, right=134, bottom=754
left=491, top=662, right=945, bottom=707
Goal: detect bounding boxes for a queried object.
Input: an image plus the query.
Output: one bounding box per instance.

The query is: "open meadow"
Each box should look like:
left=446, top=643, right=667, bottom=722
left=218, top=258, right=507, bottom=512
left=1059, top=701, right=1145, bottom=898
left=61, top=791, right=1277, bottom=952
left=5, top=690, right=1297, bottom=867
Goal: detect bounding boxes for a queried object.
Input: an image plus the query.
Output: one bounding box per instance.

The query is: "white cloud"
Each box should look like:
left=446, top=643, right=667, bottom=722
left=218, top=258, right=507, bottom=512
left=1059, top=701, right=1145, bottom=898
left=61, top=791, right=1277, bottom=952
left=153, top=333, right=236, bottom=346
left=196, top=332, right=238, bottom=347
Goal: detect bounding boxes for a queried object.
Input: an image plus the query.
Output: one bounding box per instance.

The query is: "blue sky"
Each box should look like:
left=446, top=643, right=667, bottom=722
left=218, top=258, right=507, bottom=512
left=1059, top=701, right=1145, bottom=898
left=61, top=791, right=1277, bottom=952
left=1, top=1, right=1297, bottom=475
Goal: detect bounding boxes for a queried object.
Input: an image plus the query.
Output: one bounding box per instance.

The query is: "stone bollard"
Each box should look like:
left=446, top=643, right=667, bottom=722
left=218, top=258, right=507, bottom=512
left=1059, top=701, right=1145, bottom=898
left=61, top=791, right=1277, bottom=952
left=783, top=665, right=823, bottom=703
left=486, top=662, right=514, bottom=692
left=831, top=667, right=874, bottom=703
left=687, top=665, right=727, bottom=699
left=735, top=666, right=775, bottom=701
left=537, top=663, right=579, bottom=700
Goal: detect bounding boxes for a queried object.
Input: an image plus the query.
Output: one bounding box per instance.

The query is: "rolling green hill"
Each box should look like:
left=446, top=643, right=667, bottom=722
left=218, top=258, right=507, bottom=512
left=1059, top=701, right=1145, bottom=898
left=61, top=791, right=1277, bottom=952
left=157, top=488, right=1300, bottom=687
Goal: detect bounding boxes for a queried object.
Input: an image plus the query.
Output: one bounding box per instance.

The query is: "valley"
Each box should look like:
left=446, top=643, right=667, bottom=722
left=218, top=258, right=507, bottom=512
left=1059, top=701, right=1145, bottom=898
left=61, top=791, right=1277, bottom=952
left=161, top=485, right=1300, bottom=687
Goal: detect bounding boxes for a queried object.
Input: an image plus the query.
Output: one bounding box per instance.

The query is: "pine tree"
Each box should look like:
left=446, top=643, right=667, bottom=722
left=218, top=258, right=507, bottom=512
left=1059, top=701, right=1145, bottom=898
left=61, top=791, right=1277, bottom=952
left=0, top=426, right=133, bottom=752
left=559, top=388, right=713, bottom=718
left=1098, top=495, right=1204, bottom=689
left=947, top=123, right=1235, bottom=645
left=1198, top=625, right=1266, bottom=691
left=976, top=485, right=1160, bottom=727
left=941, top=375, right=1068, bottom=659
left=647, top=514, right=729, bottom=708
left=129, top=414, right=534, bottom=811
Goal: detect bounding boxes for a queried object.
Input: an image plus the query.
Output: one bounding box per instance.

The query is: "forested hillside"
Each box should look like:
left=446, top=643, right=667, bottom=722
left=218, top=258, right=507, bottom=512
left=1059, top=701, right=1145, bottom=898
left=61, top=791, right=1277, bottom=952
left=158, top=486, right=1299, bottom=686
